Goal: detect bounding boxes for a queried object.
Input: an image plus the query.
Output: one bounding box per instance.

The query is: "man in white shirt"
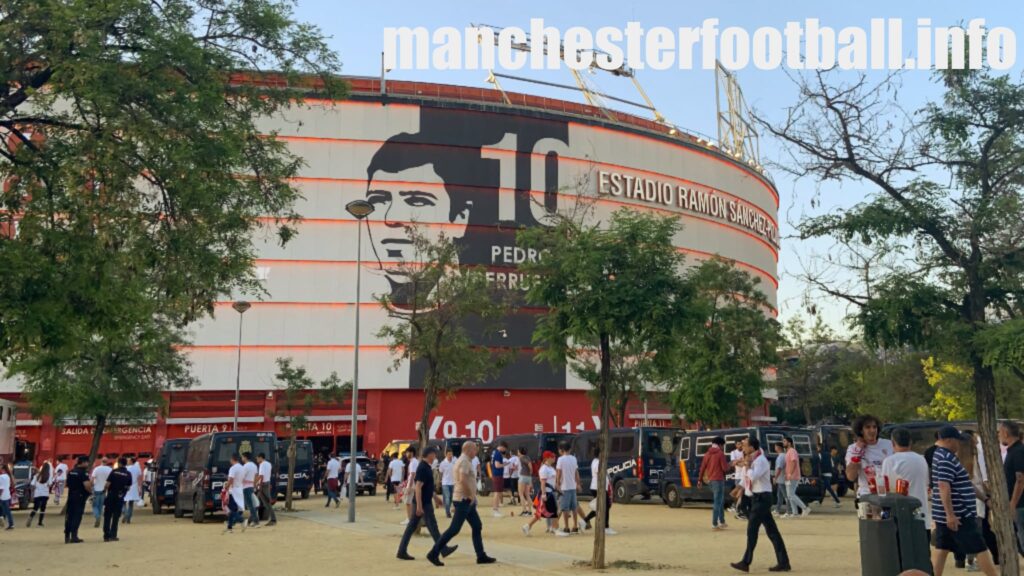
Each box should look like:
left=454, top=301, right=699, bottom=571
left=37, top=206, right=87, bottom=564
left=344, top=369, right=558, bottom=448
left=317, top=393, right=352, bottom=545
left=325, top=453, right=341, bottom=507
left=439, top=450, right=456, bottom=518
left=554, top=441, right=581, bottom=536
left=122, top=458, right=142, bottom=525
left=255, top=452, right=277, bottom=526
left=879, top=427, right=931, bottom=527
left=388, top=455, right=405, bottom=509
left=223, top=453, right=247, bottom=534
left=344, top=458, right=362, bottom=497
left=846, top=414, right=894, bottom=497
left=506, top=450, right=521, bottom=506
left=90, top=458, right=113, bottom=528
left=241, top=452, right=260, bottom=527
left=731, top=438, right=791, bottom=573
left=53, top=461, right=69, bottom=505
left=772, top=443, right=788, bottom=516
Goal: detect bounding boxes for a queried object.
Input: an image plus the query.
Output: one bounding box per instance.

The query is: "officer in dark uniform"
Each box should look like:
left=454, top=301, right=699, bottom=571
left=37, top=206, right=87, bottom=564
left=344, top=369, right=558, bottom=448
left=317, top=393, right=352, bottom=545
left=64, top=456, right=92, bottom=544
left=103, top=458, right=132, bottom=542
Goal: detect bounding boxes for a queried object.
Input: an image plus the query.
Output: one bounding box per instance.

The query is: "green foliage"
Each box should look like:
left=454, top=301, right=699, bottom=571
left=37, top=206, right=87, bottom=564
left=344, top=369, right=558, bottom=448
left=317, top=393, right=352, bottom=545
left=272, top=357, right=346, bottom=510
left=272, top=357, right=347, bottom=432
left=375, top=226, right=508, bottom=448
left=0, top=0, right=341, bottom=445
left=664, top=259, right=781, bottom=426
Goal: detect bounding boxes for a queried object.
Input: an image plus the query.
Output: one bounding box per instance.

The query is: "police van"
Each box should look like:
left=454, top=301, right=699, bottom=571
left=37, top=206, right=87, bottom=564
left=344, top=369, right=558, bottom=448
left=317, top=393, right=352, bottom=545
left=276, top=439, right=313, bottom=500
left=571, top=427, right=684, bottom=503
left=150, top=438, right=190, bottom=514
left=175, top=431, right=277, bottom=523
left=659, top=426, right=823, bottom=508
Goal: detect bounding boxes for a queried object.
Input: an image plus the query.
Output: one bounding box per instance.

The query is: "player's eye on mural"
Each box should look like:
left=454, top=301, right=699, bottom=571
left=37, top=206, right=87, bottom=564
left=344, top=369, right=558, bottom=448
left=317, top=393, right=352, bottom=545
left=366, top=190, right=391, bottom=207
left=400, top=191, right=437, bottom=208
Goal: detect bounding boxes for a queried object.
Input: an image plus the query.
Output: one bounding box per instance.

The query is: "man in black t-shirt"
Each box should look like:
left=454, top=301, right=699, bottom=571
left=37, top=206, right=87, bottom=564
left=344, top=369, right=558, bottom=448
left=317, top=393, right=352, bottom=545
left=998, top=421, right=1024, bottom=556
left=63, top=456, right=92, bottom=544
left=396, top=447, right=457, bottom=561
left=104, top=458, right=133, bottom=542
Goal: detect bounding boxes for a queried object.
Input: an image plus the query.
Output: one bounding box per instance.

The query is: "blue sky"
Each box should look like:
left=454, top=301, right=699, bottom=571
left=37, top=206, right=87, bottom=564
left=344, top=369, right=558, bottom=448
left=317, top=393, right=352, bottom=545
left=294, top=0, right=1023, bottom=336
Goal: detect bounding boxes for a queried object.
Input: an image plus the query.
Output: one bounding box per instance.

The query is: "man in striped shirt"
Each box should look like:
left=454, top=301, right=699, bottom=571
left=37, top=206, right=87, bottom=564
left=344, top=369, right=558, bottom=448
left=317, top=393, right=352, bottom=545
left=929, top=426, right=996, bottom=576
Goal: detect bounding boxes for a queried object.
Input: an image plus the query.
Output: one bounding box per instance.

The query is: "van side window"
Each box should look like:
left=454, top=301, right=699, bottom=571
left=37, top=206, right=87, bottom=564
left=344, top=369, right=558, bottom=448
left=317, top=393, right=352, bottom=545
left=765, top=433, right=784, bottom=450
left=793, top=435, right=813, bottom=457
left=611, top=435, right=635, bottom=456
left=695, top=437, right=713, bottom=456
left=680, top=437, right=691, bottom=460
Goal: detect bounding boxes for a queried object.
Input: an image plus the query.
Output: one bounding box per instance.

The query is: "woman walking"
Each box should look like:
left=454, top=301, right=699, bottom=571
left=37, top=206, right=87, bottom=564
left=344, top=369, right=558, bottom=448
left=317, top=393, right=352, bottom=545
left=517, top=448, right=533, bottom=517
left=522, top=451, right=558, bottom=535
left=27, top=461, right=53, bottom=527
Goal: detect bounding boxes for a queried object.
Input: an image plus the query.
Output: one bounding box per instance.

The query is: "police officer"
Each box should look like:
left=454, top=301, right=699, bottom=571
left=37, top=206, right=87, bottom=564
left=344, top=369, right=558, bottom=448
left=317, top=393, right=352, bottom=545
left=64, top=456, right=92, bottom=544
left=104, top=458, right=133, bottom=542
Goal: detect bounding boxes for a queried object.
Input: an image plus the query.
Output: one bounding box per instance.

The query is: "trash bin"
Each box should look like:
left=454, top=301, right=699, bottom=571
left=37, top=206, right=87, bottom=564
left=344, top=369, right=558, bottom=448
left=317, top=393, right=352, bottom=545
left=858, top=494, right=932, bottom=576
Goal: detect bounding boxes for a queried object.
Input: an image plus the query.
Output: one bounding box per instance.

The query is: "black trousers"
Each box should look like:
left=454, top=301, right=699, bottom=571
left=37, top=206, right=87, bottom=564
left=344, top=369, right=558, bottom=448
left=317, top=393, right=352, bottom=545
left=738, top=493, right=752, bottom=516
left=398, top=500, right=442, bottom=555
left=584, top=488, right=611, bottom=528
left=64, top=496, right=87, bottom=538
left=103, top=498, right=125, bottom=540
left=742, top=492, right=790, bottom=567
left=429, top=499, right=486, bottom=559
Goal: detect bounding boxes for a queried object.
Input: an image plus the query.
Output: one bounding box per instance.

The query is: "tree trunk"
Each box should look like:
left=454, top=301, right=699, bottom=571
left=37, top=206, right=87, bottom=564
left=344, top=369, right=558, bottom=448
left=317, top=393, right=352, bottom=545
left=88, top=414, right=106, bottom=466
left=802, top=403, right=812, bottom=427
left=285, top=431, right=297, bottom=511
left=591, top=332, right=611, bottom=569
left=972, top=359, right=1020, bottom=575
left=418, top=374, right=437, bottom=454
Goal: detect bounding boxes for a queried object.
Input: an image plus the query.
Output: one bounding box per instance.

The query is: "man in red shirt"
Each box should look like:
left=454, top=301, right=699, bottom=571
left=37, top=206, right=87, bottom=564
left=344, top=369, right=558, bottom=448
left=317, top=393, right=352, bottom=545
left=699, top=436, right=730, bottom=530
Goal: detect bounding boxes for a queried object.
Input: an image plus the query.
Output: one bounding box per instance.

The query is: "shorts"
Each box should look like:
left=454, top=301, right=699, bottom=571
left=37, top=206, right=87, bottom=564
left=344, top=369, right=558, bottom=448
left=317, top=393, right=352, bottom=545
left=519, top=476, right=532, bottom=487
left=492, top=476, right=504, bottom=493
left=505, top=478, right=515, bottom=492
left=559, top=489, right=578, bottom=512
left=932, top=518, right=987, bottom=555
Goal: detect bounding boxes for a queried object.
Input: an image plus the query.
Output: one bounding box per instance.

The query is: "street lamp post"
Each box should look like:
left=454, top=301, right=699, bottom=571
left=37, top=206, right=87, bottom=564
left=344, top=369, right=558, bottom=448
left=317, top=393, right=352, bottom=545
left=231, top=301, right=252, bottom=431
left=344, top=199, right=374, bottom=522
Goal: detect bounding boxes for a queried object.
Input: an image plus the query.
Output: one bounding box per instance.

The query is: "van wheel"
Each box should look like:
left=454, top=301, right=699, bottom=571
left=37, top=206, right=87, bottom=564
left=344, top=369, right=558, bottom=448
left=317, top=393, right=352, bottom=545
left=665, top=484, right=683, bottom=508
left=370, top=487, right=377, bottom=497
left=613, top=480, right=629, bottom=504
left=836, top=483, right=848, bottom=498
left=192, top=496, right=205, bottom=524
left=300, top=488, right=309, bottom=500
left=174, top=497, right=184, bottom=519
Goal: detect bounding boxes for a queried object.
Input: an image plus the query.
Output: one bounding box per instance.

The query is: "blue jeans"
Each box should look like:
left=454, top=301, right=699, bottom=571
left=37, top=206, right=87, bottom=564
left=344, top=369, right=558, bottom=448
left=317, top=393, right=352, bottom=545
left=123, top=499, right=134, bottom=521
left=711, top=480, right=725, bottom=527
left=774, top=481, right=787, bottom=514
left=0, top=500, right=12, bottom=527
left=1015, top=508, right=1024, bottom=556
left=227, top=496, right=243, bottom=529
left=243, top=487, right=258, bottom=524
left=442, top=485, right=453, bottom=516
left=785, top=480, right=807, bottom=515
left=92, top=491, right=106, bottom=519
left=821, top=473, right=840, bottom=503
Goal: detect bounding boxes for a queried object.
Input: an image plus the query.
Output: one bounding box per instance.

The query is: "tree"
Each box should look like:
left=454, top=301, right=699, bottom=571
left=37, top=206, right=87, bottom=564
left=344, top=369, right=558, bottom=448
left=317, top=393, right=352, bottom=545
left=775, top=315, right=848, bottom=425
left=271, top=358, right=346, bottom=511
left=577, top=341, right=656, bottom=427
left=760, top=65, right=1024, bottom=573
left=664, top=259, right=781, bottom=427
left=833, top=347, right=931, bottom=424
left=376, top=226, right=509, bottom=452
left=519, top=208, right=699, bottom=569
left=1, top=0, right=342, bottom=460
left=15, top=312, right=195, bottom=463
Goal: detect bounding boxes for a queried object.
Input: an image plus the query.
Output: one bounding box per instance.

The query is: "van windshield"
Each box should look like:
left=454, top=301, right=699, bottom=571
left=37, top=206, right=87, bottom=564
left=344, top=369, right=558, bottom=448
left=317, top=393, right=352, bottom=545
left=160, top=443, right=188, bottom=469
left=645, top=431, right=676, bottom=456
left=213, top=436, right=274, bottom=469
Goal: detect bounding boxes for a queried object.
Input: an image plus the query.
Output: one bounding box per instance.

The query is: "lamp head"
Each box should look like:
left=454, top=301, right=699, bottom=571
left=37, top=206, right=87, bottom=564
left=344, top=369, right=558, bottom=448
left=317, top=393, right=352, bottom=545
left=232, top=301, right=252, bottom=314
left=345, top=199, right=375, bottom=219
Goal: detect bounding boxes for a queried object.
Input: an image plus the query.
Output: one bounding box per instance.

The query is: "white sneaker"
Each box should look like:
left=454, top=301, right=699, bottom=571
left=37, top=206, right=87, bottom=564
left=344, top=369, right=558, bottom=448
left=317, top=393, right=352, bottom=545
left=605, top=528, right=617, bottom=535
left=780, top=514, right=791, bottom=519
left=554, top=530, right=570, bottom=537
left=801, top=508, right=811, bottom=517
left=222, top=528, right=233, bottom=535
left=492, top=510, right=503, bottom=518
left=833, top=502, right=842, bottom=509
left=399, top=519, right=409, bottom=526
left=521, top=524, right=530, bottom=536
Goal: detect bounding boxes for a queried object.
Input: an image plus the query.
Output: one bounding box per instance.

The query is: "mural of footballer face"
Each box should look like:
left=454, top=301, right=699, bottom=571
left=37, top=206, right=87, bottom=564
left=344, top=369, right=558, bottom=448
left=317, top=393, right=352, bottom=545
left=363, top=137, right=474, bottom=298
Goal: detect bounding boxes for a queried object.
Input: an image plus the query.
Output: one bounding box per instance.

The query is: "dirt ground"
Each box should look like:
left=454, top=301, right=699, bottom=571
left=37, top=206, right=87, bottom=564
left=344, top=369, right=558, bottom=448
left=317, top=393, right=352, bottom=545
left=1, top=492, right=872, bottom=575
